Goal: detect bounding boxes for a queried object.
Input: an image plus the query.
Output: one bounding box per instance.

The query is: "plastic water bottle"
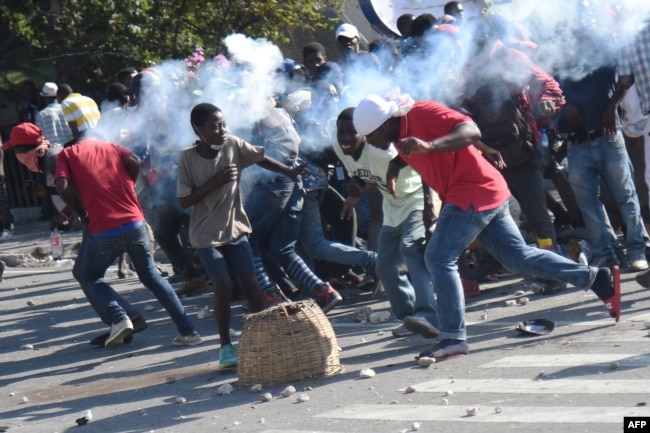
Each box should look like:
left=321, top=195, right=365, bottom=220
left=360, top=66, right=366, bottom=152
left=50, top=230, right=63, bottom=259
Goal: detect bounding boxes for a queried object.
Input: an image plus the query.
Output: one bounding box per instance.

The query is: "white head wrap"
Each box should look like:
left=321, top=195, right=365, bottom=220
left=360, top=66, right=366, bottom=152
left=353, top=88, right=414, bottom=136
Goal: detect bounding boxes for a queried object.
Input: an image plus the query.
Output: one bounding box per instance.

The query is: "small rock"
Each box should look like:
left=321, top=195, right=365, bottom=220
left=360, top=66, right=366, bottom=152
left=610, top=361, right=620, bottom=369
left=519, top=297, right=530, bottom=305
left=216, top=383, right=233, bottom=395
left=250, top=384, right=263, bottom=393
left=404, top=386, right=416, bottom=394
left=229, top=328, right=238, bottom=337
left=417, top=357, right=435, bottom=367
left=441, top=398, right=449, bottom=405
left=26, top=300, right=35, bottom=306
left=165, top=376, right=176, bottom=384
left=197, top=306, right=211, bottom=319
left=536, top=371, right=546, bottom=378
left=21, top=344, right=34, bottom=350
left=466, top=406, right=479, bottom=416
left=637, top=402, right=647, bottom=406
left=143, top=304, right=155, bottom=311
left=505, top=300, right=517, bottom=306
left=495, top=407, right=502, bottom=413
left=9, top=392, right=15, bottom=396
left=21, top=396, right=28, bottom=403
left=390, top=399, right=399, bottom=404
left=260, top=393, right=273, bottom=402
left=259, top=418, right=266, bottom=424
left=280, top=386, right=296, bottom=397
left=352, top=306, right=372, bottom=322
left=480, top=310, right=488, bottom=320
left=359, top=368, right=376, bottom=379
left=445, top=390, right=454, bottom=396
left=514, top=290, right=525, bottom=296
left=412, top=422, right=421, bottom=431
left=369, top=311, right=391, bottom=324
left=175, top=397, right=187, bottom=404
left=296, top=394, right=310, bottom=403
left=304, top=386, right=313, bottom=391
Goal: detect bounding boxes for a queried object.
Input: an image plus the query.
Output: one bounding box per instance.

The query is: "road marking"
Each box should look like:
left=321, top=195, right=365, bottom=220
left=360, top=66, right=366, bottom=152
left=315, top=404, right=646, bottom=423
left=480, top=353, right=650, bottom=368
left=401, top=378, right=649, bottom=394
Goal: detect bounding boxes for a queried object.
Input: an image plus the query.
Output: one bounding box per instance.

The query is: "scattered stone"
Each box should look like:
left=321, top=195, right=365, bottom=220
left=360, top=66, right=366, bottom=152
left=280, top=386, right=296, bottom=397
left=519, top=297, right=530, bottom=305
left=260, top=393, right=273, bottom=402
left=75, top=409, right=92, bottom=426
left=259, top=418, right=265, bottom=424
left=229, top=328, right=238, bottom=337
left=505, top=300, right=517, bottom=306
left=536, top=371, right=546, bottom=378
left=296, top=394, right=310, bottom=403
left=359, top=368, right=376, bottom=379
left=637, top=402, right=647, bottom=406
left=441, top=398, right=449, bottom=406
left=26, top=300, right=35, bottom=306
left=175, top=397, right=187, bottom=404
left=352, top=306, right=372, bottom=322
left=165, top=376, right=176, bottom=384
left=304, top=386, right=313, bottom=391
left=197, top=306, right=211, bottom=319
left=495, top=407, right=502, bottom=413
left=139, top=409, right=147, bottom=416
left=404, top=386, right=416, bottom=394
left=369, top=311, right=391, bottom=324
left=21, top=397, right=28, bottom=403
left=412, top=422, right=421, bottom=431
left=514, top=290, right=525, bottom=296
left=8, top=392, right=15, bottom=396
left=480, top=310, right=488, bottom=320
left=250, top=384, right=263, bottom=393
left=610, top=361, right=620, bottom=369
left=466, top=406, right=479, bottom=416
left=390, top=399, right=399, bottom=404
left=216, top=383, right=233, bottom=395
left=21, top=344, right=34, bottom=350
left=445, top=390, right=454, bottom=396
left=417, top=357, right=435, bottom=367
left=143, top=304, right=155, bottom=311
left=377, top=331, right=385, bottom=336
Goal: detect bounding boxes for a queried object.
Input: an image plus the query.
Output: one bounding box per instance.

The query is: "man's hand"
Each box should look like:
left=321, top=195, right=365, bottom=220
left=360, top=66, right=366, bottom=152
left=340, top=196, right=360, bottom=220
left=386, top=160, right=401, bottom=199
left=215, top=164, right=238, bottom=185
left=287, top=163, right=308, bottom=182
left=398, top=137, right=433, bottom=156
left=25, top=180, right=47, bottom=197
left=482, top=146, right=506, bottom=170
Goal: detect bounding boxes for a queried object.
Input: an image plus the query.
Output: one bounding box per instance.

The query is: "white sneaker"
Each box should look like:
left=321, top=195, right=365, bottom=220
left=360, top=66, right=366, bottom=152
left=172, top=333, right=203, bottom=346
left=630, top=259, right=649, bottom=271
left=0, top=230, right=13, bottom=241
left=105, top=317, right=134, bottom=349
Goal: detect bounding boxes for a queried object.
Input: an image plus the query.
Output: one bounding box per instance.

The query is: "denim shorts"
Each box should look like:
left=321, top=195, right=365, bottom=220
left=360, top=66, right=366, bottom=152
left=195, top=235, right=255, bottom=277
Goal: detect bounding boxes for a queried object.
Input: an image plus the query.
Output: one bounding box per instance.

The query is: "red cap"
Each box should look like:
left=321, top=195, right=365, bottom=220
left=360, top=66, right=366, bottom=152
left=3, top=123, right=44, bottom=151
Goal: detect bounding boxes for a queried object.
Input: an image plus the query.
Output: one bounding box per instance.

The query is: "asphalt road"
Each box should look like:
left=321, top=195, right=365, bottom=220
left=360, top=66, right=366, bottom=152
left=1, top=221, right=650, bottom=433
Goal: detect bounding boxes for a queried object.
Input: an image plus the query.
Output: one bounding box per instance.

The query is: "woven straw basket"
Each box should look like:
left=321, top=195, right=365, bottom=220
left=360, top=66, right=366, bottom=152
left=238, top=299, right=341, bottom=386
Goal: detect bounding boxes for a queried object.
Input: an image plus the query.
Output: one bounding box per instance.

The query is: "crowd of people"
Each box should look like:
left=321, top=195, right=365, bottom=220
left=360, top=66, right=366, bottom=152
left=2, top=0, right=650, bottom=367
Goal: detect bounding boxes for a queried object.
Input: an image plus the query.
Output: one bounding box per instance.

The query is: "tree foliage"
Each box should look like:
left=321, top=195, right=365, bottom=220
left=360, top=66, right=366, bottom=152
left=0, top=0, right=342, bottom=91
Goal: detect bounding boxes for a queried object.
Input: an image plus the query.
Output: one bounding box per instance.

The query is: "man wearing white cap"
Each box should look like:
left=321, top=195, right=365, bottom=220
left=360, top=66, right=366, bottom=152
left=352, top=92, right=622, bottom=360
left=35, top=82, right=73, bottom=146
left=335, top=23, right=381, bottom=75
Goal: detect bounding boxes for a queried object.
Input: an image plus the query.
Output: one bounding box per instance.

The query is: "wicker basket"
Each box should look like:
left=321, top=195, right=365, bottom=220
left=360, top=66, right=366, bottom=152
left=238, top=299, right=342, bottom=386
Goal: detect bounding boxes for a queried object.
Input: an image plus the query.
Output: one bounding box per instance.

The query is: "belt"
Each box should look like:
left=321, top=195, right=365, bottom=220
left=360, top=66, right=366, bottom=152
left=568, top=130, right=604, bottom=144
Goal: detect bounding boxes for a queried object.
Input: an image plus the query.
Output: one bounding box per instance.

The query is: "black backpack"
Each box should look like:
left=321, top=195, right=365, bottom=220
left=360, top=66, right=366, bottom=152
left=470, top=81, right=534, bottom=169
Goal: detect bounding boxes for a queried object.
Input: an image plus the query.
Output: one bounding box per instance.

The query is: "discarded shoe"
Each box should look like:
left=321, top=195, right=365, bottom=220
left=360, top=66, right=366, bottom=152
left=516, top=318, right=556, bottom=335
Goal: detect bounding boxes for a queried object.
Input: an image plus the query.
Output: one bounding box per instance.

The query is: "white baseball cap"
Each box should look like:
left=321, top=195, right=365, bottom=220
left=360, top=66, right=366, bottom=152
left=335, top=23, right=360, bottom=40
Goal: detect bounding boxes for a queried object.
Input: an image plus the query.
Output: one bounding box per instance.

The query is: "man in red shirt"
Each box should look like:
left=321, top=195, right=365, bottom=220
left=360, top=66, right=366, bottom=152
left=353, top=93, right=621, bottom=360
left=55, top=137, right=201, bottom=349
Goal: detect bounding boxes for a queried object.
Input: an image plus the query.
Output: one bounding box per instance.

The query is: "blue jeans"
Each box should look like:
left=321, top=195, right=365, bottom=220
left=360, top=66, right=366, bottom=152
left=377, top=210, right=438, bottom=326
left=82, top=223, right=195, bottom=335
left=299, top=189, right=376, bottom=272
left=73, top=229, right=141, bottom=326
left=426, top=201, right=596, bottom=341
left=568, top=132, right=647, bottom=260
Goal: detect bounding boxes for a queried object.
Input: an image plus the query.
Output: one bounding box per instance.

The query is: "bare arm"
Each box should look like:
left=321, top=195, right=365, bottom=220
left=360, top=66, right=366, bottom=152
left=123, top=154, right=141, bottom=182
left=55, top=177, right=88, bottom=225
left=398, top=122, right=482, bottom=156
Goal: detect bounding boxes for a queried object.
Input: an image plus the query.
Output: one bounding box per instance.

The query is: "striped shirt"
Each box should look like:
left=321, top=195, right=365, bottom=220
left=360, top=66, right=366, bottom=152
left=35, top=103, right=73, bottom=145
left=60, top=93, right=100, bottom=132
left=619, top=22, right=650, bottom=114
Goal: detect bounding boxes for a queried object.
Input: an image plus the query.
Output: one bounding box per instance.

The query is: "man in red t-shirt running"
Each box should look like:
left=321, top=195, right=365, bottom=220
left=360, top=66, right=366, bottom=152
left=353, top=93, right=621, bottom=360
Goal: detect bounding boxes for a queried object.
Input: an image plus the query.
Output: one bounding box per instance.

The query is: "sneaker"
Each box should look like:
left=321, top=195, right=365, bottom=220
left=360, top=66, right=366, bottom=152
left=391, top=323, right=415, bottom=338
left=262, top=288, right=290, bottom=307
left=630, top=259, right=649, bottom=271
left=90, top=315, right=148, bottom=346
left=172, top=332, right=203, bottom=346
left=418, top=339, right=469, bottom=360
left=175, top=276, right=209, bottom=297
left=636, top=268, right=650, bottom=288
left=219, top=344, right=238, bottom=369
left=105, top=317, right=134, bottom=349
left=591, top=266, right=621, bottom=322
left=403, top=316, right=440, bottom=339
left=313, top=283, right=343, bottom=313
left=0, top=229, right=13, bottom=241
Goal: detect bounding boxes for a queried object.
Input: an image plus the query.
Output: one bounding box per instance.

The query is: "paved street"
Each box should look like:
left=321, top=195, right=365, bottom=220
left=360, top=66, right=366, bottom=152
left=1, top=221, right=650, bottom=433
